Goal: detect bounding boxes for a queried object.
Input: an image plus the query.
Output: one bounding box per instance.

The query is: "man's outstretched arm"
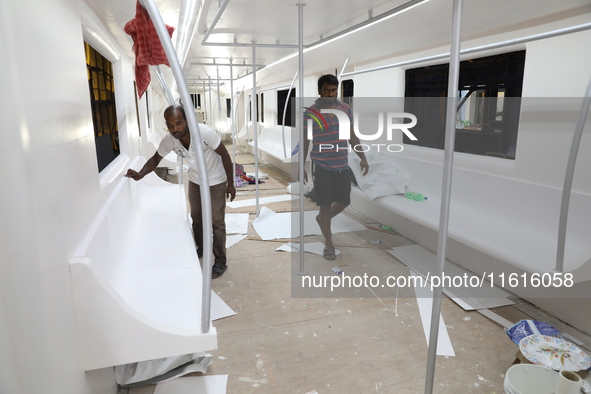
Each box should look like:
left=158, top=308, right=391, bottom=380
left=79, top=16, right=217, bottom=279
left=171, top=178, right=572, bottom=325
left=125, top=152, right=164, bottom=181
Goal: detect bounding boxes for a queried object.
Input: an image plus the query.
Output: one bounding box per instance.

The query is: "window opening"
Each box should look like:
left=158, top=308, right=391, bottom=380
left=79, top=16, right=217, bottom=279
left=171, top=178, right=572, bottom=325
left=277, top=88, right=296, bottom=127
left=248, top=94, right=260, bottom=122
left=260, top=93, right=264, bottom=123
left=85, top=42, right=120, bottom=172
left=190, top=93, right=201, bottom=109
left=404, top=50, right=525, bottom=159
left=341, top=79, right=354, bottom=106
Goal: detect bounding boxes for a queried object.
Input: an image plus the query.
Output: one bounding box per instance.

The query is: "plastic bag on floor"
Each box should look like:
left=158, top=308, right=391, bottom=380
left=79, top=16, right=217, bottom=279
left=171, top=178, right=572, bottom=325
left=505, top=319, right=560, bottom=345
left=349, top=151, right=413, bottom=200
left=287, top=181, right=313, bottom=195
left=115, top=352, right=213, bottom=388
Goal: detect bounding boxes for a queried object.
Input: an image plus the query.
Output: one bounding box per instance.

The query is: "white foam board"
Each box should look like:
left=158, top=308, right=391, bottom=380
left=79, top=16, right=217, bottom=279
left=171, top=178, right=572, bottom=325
left=389, top=245, right=514, bottom=310
left=154, top=375, right=228, bottom=394
left=253, top=207, right=366, bottom=240
left=227, top=194, right=298, bottom=208
left=412, top=270, right=455, bottom=357
left=210, top=291, right=236, bottom=321
left=225, top=213, right=249, bottom=234
left=226, top=234, right=247, bottom=249
left=276, top=241, right=341, bottom=256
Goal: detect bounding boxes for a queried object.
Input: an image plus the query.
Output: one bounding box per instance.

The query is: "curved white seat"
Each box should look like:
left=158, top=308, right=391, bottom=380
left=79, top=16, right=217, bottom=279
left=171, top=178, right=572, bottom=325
left=351, top=155, right=591, bottom=282
left=247, top=126, right=299, bottom=163
left=70, top=157, right=217, bottom=371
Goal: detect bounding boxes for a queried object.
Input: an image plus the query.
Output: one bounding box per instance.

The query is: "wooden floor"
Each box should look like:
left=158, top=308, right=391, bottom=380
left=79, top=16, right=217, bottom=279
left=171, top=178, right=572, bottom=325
left=120, top=144, right=591, bottom=394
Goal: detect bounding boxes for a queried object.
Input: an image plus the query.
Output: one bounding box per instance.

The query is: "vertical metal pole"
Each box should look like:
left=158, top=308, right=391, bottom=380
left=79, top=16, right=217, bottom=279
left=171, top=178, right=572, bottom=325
left=139, top=0, right=214, bottom=335
left=230, top=59, right=237, bottom=183
left=424, top=0, right=462, bottom=392
left=556, top=76, right=591, bottom=272
left=179, top=156, right=184, bottom=185
left=252, top=42, right=260, bottom=217
left=216, top=66, right=222, bottom=130
left=208, top=78, right=213, bottom=126
left=297, top=3, right=306, bottom=276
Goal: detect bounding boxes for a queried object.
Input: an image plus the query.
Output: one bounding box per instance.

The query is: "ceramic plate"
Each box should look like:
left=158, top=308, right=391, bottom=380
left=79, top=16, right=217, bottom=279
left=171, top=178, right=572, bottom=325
left=519, top=334, right=591, bottom=371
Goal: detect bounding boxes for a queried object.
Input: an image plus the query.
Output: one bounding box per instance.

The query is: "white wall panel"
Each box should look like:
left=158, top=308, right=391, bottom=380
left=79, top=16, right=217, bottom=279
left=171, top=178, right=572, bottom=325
left=0, top=0, right=138, bottom=392
left=348, top=14, right=591, bottom=194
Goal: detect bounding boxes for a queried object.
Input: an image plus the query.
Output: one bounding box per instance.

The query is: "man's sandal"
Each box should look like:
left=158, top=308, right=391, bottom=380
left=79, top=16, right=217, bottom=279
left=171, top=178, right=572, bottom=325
left=323, top=245, right=336, bottom=261
left=212, top=264, right=228, bottom=279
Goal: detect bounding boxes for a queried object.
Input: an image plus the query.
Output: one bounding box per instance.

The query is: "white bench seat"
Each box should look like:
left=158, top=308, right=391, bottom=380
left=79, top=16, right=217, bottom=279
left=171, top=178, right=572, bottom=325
left=350, top=155, right=591, bottom=283
left=248, top=127, right=298, bottom=163
left=70, top=157, right=217, bottom=371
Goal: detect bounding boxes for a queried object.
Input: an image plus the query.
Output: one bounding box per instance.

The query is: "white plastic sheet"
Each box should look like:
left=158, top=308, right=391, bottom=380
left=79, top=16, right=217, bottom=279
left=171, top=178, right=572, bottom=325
left=115, top=353, right=213, bottom=388
left=276, top=241, right=341, bottom=256
left=286, top=181, right=313, bottom=195
left=349, top=151, right=413, bottom=200
left=252, top=207, right=366, bottom=240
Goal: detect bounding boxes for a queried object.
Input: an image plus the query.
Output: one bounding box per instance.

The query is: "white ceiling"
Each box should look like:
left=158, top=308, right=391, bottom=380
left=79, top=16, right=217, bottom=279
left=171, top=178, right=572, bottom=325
left=84, top=0, right=591, bottom=93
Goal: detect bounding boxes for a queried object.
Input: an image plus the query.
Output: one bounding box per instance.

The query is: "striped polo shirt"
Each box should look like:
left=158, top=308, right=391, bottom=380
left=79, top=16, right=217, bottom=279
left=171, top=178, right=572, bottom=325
left=304, top=98, right=352, bottom=171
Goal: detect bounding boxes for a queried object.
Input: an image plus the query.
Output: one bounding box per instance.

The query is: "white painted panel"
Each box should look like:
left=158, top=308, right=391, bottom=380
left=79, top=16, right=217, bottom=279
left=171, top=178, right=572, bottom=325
left=0, top=0, right=144, bottom=391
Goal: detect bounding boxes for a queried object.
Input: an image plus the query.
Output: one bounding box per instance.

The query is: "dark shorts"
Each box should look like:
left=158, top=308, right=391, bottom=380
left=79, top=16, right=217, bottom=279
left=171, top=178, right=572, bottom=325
left=312, top=163, right=352, bottom=207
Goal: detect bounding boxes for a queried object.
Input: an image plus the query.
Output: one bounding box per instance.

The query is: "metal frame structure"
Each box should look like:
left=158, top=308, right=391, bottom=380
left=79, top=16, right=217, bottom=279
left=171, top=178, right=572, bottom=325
left=297, top=3, right=306, bottom=277
left=341, top=22, right=591, bottom=78
left=140, top=0, right=214, bottom=334
left=424, top=1, right=462, bottom=392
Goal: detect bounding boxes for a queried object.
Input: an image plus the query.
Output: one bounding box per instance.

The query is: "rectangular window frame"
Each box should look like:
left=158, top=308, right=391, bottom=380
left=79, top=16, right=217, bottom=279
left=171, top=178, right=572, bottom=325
left=277, top=88, right=296, bottom=127
left=85, top=41, right=121, bottom=172
left=404, top=50, right=525, bottom=159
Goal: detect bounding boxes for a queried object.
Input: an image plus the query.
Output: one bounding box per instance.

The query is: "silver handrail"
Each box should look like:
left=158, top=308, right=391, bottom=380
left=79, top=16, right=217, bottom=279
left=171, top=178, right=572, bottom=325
left=555, top=76, right=591, bottom=272
left=337, top=56, right=350, bottom=84
left=281, top=71, right=298, bottom=159
left=140, top=0, right=214, bottom=334
left=229, top=60, right=236, bottom=183
left=297, top=3, right=306, bottom=276
left=341, top=23, right=591, bottom=78
left=252, top=43, right=260, bottom=217
left=425, top=0, right=463, bottom=393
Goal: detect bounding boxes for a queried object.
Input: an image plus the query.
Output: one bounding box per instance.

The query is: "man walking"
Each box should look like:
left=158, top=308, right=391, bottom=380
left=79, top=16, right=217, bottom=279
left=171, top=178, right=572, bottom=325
left=303, top=75, right=369, bottom=260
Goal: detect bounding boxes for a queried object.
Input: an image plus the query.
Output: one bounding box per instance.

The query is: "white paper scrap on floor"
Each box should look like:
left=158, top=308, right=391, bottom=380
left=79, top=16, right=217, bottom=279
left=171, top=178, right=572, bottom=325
left=252, top=207, right=367, bottom=240
left=153, top=375, right=228, bottom=394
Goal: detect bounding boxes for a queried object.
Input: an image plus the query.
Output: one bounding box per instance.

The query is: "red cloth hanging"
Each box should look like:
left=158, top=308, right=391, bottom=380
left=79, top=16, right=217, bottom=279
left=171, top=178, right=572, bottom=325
left=124, top=1, right=175, bottom=98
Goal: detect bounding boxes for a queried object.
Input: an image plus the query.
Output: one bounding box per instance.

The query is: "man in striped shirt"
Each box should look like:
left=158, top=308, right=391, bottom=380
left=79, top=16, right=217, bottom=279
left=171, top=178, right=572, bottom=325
left=303, top=74, right=369, bottom=260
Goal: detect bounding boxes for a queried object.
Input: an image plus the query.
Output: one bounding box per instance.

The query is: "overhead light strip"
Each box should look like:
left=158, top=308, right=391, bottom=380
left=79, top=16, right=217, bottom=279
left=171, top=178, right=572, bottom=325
left=264, top=0, right=430, bottom=71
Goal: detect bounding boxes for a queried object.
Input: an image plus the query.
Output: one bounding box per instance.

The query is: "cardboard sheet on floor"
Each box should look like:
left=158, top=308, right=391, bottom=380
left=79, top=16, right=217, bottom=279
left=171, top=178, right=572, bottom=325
left=153, top=375, right=228, bottom=394
left=412, top=270, right=456, bottom=357
left=253, top=207, right=366, bottom=240
left=225, top=213, right=249, bottom=234
left=227, top=194, right=297, bottom=208
left=389, top=245, right=514, bottom=310
left=276, top=241, right=341, bottom=256
left=211, top=291, right=235, bottom=321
